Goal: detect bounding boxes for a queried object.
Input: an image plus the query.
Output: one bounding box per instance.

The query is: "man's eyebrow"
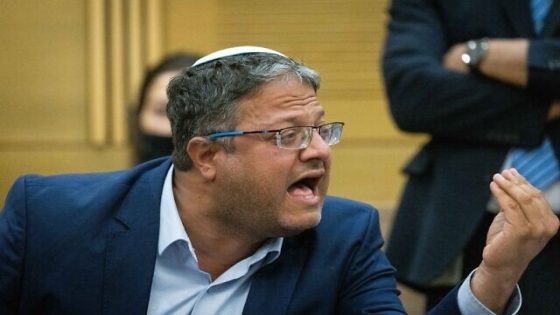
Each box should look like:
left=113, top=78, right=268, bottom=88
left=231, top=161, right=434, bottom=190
left=275, top=117, right=325, bottom=128
left=279, top=108, right=326, bottom=125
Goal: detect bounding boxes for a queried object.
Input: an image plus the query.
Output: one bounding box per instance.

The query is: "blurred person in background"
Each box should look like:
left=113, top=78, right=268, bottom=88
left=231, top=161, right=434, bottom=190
left=132, top=53, right=200, bottom=164
left=382, top=0, right=560, bottom=314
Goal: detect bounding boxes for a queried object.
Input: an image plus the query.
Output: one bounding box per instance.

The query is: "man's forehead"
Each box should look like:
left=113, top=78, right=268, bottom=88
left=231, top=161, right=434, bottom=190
left=243, top=79, right=319, bottom=107
left=239, top=94, right=325, bottom=127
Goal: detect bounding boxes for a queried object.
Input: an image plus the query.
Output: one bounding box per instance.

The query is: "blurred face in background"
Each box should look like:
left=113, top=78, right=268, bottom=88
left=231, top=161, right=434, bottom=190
left=136, top=70, right=179, bottom=163
left=139, top=70, right=179, bottom=137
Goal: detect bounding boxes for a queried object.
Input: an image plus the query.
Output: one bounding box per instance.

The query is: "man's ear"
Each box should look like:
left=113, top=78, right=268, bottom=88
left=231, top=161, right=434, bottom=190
left=186, top=137, right=220, bottom=180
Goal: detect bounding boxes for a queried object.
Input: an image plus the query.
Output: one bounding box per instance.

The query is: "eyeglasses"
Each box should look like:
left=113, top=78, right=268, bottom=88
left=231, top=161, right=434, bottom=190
left=206, top=122, right=344, bottom=149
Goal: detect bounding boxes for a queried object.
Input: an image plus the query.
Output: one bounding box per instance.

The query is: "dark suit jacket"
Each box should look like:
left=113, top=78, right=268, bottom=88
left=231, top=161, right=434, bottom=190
left=382, top=0, right=560, bottom=288
left=0, top=158, right=463, bottom=314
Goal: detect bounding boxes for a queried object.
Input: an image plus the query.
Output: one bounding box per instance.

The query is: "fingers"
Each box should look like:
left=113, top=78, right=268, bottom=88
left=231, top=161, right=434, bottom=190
left=492, top=168, right=559, bottom=235
left=506, top=169, right=556, bottom=225
left=511, top=169, right=556, bottom=226
left=500, top=169, right=543, bottom=224
left=490, top=175, right=528, bottom=224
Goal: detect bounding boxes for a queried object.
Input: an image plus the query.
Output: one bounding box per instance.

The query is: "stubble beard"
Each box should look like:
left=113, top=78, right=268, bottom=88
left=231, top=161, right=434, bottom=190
left=213, top=170, right=286, bottom=241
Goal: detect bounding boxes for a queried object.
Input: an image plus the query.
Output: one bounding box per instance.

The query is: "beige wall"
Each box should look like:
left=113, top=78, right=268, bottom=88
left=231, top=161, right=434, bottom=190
left=0, top=1, right=128, bottom=201
left=0, top=0, right=424, bottom=211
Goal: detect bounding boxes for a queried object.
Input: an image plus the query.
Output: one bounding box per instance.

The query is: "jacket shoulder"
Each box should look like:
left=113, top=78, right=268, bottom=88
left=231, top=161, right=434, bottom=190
left=2, top=158, right=171, bottom=220
left=320, top=196, right=381, bottom=235
left=22, top=157, right=171, bottom=189
left=323, top=196, right=378, bottom=218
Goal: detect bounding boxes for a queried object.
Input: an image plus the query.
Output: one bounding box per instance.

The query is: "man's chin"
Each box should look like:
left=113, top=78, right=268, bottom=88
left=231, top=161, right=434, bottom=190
left=275, top=212, right=322, bottom=237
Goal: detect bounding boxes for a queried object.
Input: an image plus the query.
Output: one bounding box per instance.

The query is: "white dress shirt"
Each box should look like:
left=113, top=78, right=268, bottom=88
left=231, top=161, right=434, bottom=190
left=147, top=166, right=283, bottom=315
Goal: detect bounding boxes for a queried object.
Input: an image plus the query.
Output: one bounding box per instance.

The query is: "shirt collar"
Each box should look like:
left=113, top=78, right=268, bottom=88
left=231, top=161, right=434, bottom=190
left=251, top=237, right=283, bottom=266
left=158, top=165, right=190, bottom=255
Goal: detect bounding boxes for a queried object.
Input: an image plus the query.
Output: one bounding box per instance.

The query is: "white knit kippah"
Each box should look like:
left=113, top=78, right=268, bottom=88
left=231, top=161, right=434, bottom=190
left=192, top=46, right=288, bottom=67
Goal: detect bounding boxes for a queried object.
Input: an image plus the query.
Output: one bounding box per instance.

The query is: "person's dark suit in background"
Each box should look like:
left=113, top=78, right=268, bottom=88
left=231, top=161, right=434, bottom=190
left=1, top=46, right=558, bottom=314
left=382, top=0, right=560, bottom=313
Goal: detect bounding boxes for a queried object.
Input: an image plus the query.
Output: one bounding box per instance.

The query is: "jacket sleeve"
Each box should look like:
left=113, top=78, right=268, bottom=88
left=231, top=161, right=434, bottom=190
left=528, top=38, right=560, bottom=99
left=0, top=177, right=27, bottom=315
left=382, top=0, right=549, bottom=146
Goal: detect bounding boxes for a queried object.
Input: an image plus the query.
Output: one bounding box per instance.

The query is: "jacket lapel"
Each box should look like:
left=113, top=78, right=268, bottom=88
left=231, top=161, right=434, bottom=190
left=102, top=160, right=170, bottom=315
left=242, top=234, right=310, bottom=315
left=500, top=0, right=536, bottom=36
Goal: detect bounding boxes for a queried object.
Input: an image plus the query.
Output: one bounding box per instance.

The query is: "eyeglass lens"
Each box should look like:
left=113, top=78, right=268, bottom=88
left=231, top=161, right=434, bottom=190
left=277, top=123, right=342, bottom=149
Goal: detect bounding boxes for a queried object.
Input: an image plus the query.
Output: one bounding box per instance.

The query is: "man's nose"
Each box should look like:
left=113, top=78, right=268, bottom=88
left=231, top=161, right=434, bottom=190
left=300, top=130, right=331, bottom=161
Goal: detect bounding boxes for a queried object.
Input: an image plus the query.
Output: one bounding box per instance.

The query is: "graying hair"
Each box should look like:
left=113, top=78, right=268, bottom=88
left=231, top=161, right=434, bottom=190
left=167, top=52, right=321, bottom=171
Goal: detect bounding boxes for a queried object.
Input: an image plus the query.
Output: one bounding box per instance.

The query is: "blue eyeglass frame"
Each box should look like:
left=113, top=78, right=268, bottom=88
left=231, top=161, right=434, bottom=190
left=206, top=121, right=345, bottom=142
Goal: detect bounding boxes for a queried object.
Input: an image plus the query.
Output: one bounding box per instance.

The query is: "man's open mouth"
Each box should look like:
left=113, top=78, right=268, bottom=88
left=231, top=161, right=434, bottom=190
left=287, top=172, right=322, bottom=199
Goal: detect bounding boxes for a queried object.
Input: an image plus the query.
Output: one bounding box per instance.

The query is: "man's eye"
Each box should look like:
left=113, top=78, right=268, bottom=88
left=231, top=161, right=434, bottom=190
left=255, top=132, right=276, bottom=143
left=281, top=129, right=299, bottom=143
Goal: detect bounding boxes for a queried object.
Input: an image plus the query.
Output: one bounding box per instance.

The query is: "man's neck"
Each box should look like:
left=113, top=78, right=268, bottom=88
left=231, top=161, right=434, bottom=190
left=172, top=170, right=267, bottom=280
